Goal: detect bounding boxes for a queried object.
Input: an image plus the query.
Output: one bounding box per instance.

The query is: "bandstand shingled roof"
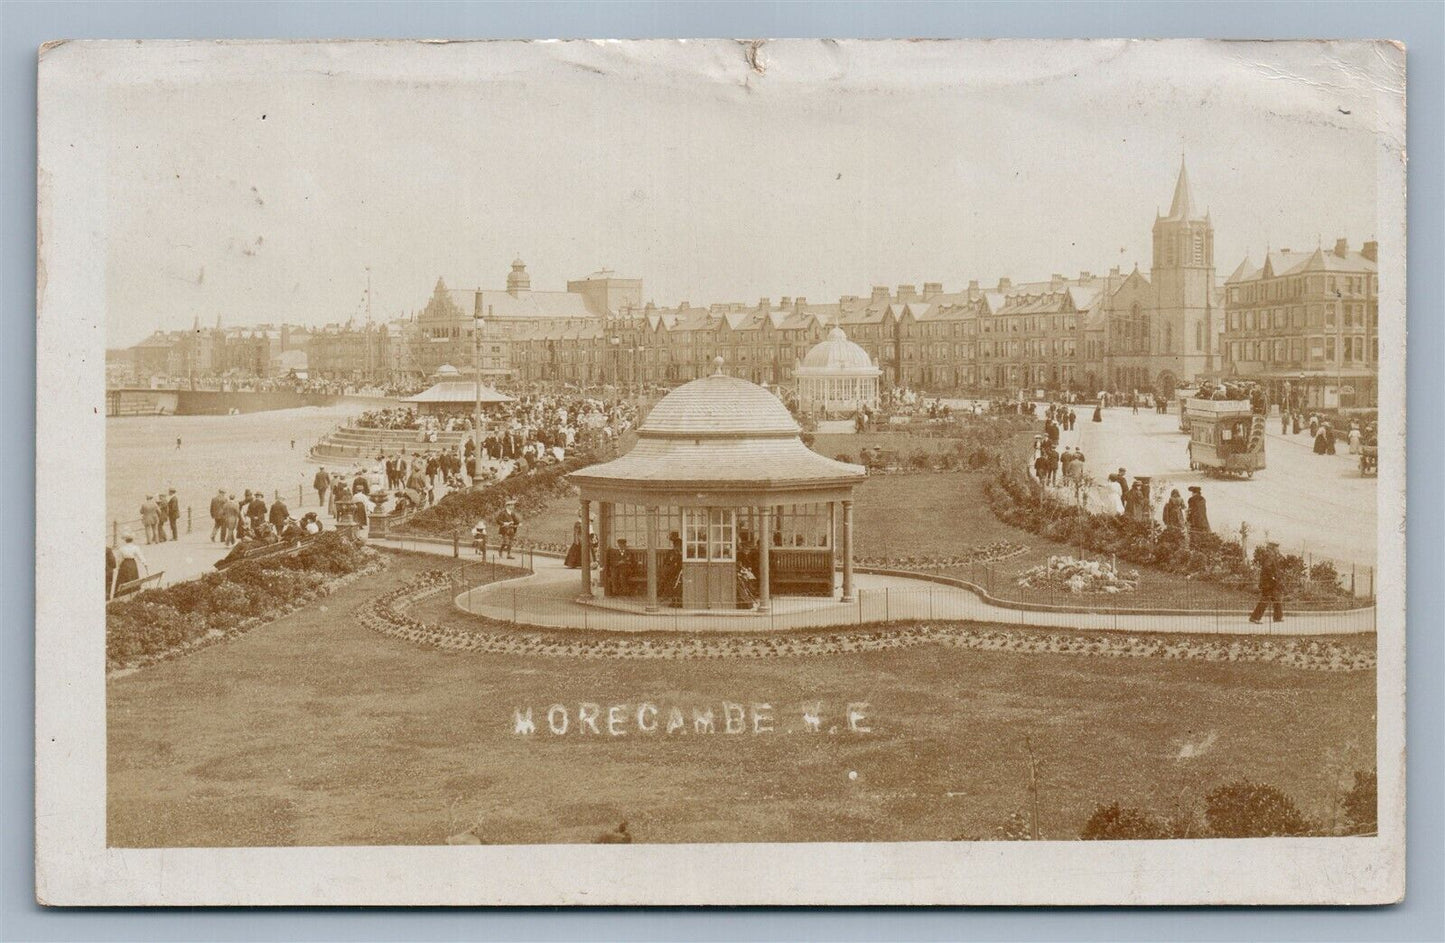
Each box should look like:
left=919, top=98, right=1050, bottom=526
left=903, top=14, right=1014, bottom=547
left=402, top=381, right=515, bottom=405
left=571, top=367, right=866, bottom=489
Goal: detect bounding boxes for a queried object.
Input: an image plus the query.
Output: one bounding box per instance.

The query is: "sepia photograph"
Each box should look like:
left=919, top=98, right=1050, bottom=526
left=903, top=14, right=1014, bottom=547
left=35, top=36, right=1407, bottom=905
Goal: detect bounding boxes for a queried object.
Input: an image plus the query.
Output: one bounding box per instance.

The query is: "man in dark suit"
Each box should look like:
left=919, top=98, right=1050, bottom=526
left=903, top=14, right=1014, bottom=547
left=268, top=495, right=290, bottom=530
left=166, top=488, right=180, bottom=540
left=1249, top=543, right=1284, bottom=624
left=209, top=488, right=227, bottom=542
left=247, top=490, right=268, bottom=533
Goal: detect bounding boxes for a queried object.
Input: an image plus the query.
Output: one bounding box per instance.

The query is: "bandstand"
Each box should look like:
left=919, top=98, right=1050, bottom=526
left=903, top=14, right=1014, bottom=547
left=401, top=364, right=514, bottom=418
left=795, top=326, right=882, bottom=418
left=570, top=359, right=867, bottom=612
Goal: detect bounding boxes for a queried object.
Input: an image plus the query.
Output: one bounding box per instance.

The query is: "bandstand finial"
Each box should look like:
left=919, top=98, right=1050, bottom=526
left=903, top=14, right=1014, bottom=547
left=712, top=355, right=726, bottom=375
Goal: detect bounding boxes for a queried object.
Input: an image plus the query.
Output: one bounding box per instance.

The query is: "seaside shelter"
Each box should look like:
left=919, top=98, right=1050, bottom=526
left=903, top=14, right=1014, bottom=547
left=570, top=358, right=867, bottom=612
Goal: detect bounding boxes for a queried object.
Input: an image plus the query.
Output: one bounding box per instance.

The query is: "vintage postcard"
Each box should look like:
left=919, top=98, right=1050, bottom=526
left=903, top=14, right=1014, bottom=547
left=36, top=38, right=1406, bottom=905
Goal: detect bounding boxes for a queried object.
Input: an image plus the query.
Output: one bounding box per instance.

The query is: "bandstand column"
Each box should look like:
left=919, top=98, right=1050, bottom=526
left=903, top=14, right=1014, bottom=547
left=598, top=501, right=612, bottom=593
left=841, top=498, right=855, bottom=602
left=645, top=505, right=659, bottom=612
left=757, top=505, right=772, bottom=612
left=578, top=498, right=593, bottom=598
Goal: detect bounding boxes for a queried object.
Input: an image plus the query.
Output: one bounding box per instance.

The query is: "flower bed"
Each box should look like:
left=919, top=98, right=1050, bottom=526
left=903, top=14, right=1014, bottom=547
left=392, top=454, right=593, bottom=538
left=106, top=533, right=383, bottom=672
left=1017, top=555, right=1139, bottom=595
left=857, top=542, right=1028, bottom=570
left=360, top=571, right=1375, bottom=672
left=985, top=467, right=1358, bottom=607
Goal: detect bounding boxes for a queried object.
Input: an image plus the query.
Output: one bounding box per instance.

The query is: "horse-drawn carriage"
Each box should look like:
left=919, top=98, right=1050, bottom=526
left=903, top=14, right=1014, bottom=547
left=1186, top=399, right=1266, bottom=479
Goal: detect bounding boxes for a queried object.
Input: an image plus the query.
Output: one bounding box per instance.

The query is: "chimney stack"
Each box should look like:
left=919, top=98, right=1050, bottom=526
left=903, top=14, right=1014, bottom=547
left=1363, top=240, right=1378, bottom=262
left=1334, top=238, right=1349, bottom=258
left=779, top=296, right=791, bottom=308
left=1079, top=270, right=1092, bottom=281
left=1050, top=273, right=1066, bottom=289
left=870, top=286, right=891, bottom=303
left=793, top=297, right=806, bottom=312
left=968, top=279, right=980, bottom=291
left=922, top=281, right=943, bottom=299
left=896, top=284, right=918, bottom=302
left=997, top=277, right=1012, bottom=292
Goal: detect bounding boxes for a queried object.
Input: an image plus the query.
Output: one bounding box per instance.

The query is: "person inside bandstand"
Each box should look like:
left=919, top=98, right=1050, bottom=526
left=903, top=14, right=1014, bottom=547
left=604, top=538, right=633, bottom=596
left=660, top=532, right=683, bottom=601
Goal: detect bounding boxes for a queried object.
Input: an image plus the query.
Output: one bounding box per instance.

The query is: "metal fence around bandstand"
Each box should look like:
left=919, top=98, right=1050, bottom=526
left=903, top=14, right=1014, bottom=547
left=443, top=571, right=1376, bottom=637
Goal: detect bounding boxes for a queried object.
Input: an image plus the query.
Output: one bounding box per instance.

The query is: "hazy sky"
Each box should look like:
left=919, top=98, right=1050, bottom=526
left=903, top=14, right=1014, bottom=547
left=100, top=39, right=1401, bottom=347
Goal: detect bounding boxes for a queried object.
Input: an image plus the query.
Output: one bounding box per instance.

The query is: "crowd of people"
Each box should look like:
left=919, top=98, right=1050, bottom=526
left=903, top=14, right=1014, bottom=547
left=122, top=373, right=430, bottom=398
left=110, top=484, right=328, bottom=599
left=1274, top=410, right=1377, bottom=458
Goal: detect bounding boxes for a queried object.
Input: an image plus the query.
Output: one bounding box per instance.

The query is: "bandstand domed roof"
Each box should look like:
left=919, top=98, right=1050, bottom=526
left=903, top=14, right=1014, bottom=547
left=797, top=327, right=881, bottom=375
left=640, top=367, right=800, bottom=439
left=570, top=360, right=864, bottom=491
left=435, top=363, right=461, bottom=378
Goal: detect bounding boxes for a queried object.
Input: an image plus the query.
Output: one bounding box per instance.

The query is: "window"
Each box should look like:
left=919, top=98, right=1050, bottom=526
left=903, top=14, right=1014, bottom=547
left=1325, top=337, right=1336, bottom=362
left=1325, top=305, right=1336, bottom=328
left=682, top=508, right=735, bottom=562
left=682, top=508, right=709, bottom=561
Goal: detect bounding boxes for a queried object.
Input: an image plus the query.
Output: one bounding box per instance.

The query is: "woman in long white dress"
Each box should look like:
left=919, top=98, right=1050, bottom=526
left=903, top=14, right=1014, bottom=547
left=110, top=534, right=148, bottom=599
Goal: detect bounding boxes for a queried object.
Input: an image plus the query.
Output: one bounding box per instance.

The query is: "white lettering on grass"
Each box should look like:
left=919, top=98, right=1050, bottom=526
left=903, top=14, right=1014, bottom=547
left=751, top=703, right=774, bottom=734
left=547, top=704, right=569, bottom=736
left=692, top=707, right=715, bottom=734
left=607, top=704, right=628, bottom=736
left=847, top=702, right=872, bottom=733
left=666, top=707, right=687, bottom=734
left=578, top=702, right=601, bottom=735
left=512, top=708, right=535, bottom=736
left=636, top=703, right=658, bottom=733
left=723, top=702, right=746, bottom=734
left=802, top=704, right=823, bottom=733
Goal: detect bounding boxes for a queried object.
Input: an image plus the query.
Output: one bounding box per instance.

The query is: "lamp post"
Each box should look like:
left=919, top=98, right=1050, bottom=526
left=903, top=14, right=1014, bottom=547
left=474, top=307, right=488, bottom=470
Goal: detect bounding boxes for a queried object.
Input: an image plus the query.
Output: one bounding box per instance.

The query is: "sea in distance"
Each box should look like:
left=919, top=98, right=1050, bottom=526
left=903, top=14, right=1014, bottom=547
left=106, top=403, right=385, bottom=530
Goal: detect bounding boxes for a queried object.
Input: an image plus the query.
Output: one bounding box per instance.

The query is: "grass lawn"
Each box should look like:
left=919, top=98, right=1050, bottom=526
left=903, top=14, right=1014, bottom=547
left=108, top=550, right=1374, bottom=847
left=518, top=434, right=1263, bottom=611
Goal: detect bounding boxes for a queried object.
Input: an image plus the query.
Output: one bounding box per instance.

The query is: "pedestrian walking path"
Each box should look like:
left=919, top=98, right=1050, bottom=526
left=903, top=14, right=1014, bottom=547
left=372, top=536, right=1375, bottom=637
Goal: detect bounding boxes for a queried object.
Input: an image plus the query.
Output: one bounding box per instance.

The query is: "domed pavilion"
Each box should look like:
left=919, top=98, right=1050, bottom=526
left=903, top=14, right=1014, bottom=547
left=795, top=325, right=881, bottom=417
left=570, top=359, right=867, bottom=612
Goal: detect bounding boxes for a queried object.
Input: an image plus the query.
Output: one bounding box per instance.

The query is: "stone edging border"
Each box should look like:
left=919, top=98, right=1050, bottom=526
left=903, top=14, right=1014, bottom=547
left=359, top=570, right=1376, bottom=672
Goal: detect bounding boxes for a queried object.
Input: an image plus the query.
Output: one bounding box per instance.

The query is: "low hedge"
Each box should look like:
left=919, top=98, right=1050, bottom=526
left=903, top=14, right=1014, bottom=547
left=392, top=455, right=594, bottom=538
left=1079, top=772, right=1377, bottom=839
left=106, top=533, right=379, bottom=668
left=985, top=467, right=1355, bottom=605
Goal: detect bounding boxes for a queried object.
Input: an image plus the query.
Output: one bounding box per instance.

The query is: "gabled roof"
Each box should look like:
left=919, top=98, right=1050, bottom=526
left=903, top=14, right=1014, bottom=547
left=1227, top=245, right=1376, bottom=283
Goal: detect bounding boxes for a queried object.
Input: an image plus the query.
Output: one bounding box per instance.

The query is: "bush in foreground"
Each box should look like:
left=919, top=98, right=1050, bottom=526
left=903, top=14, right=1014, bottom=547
left=1342, top=770, right=1377, bottom=834
left=1203, top=780, right=1316, bottom=837
left=106, top=533, right=378, bottom=668
left=1079, top=803, right=1173, bottom=840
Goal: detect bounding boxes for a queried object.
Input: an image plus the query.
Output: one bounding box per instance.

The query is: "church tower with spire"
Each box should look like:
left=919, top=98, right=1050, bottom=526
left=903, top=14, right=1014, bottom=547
left=1150, top=157, right=1218, bottom=383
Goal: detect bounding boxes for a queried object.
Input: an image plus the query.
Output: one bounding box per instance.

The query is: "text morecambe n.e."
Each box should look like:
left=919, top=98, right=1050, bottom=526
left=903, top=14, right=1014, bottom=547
left=512, top=702, right=873, bottom=737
